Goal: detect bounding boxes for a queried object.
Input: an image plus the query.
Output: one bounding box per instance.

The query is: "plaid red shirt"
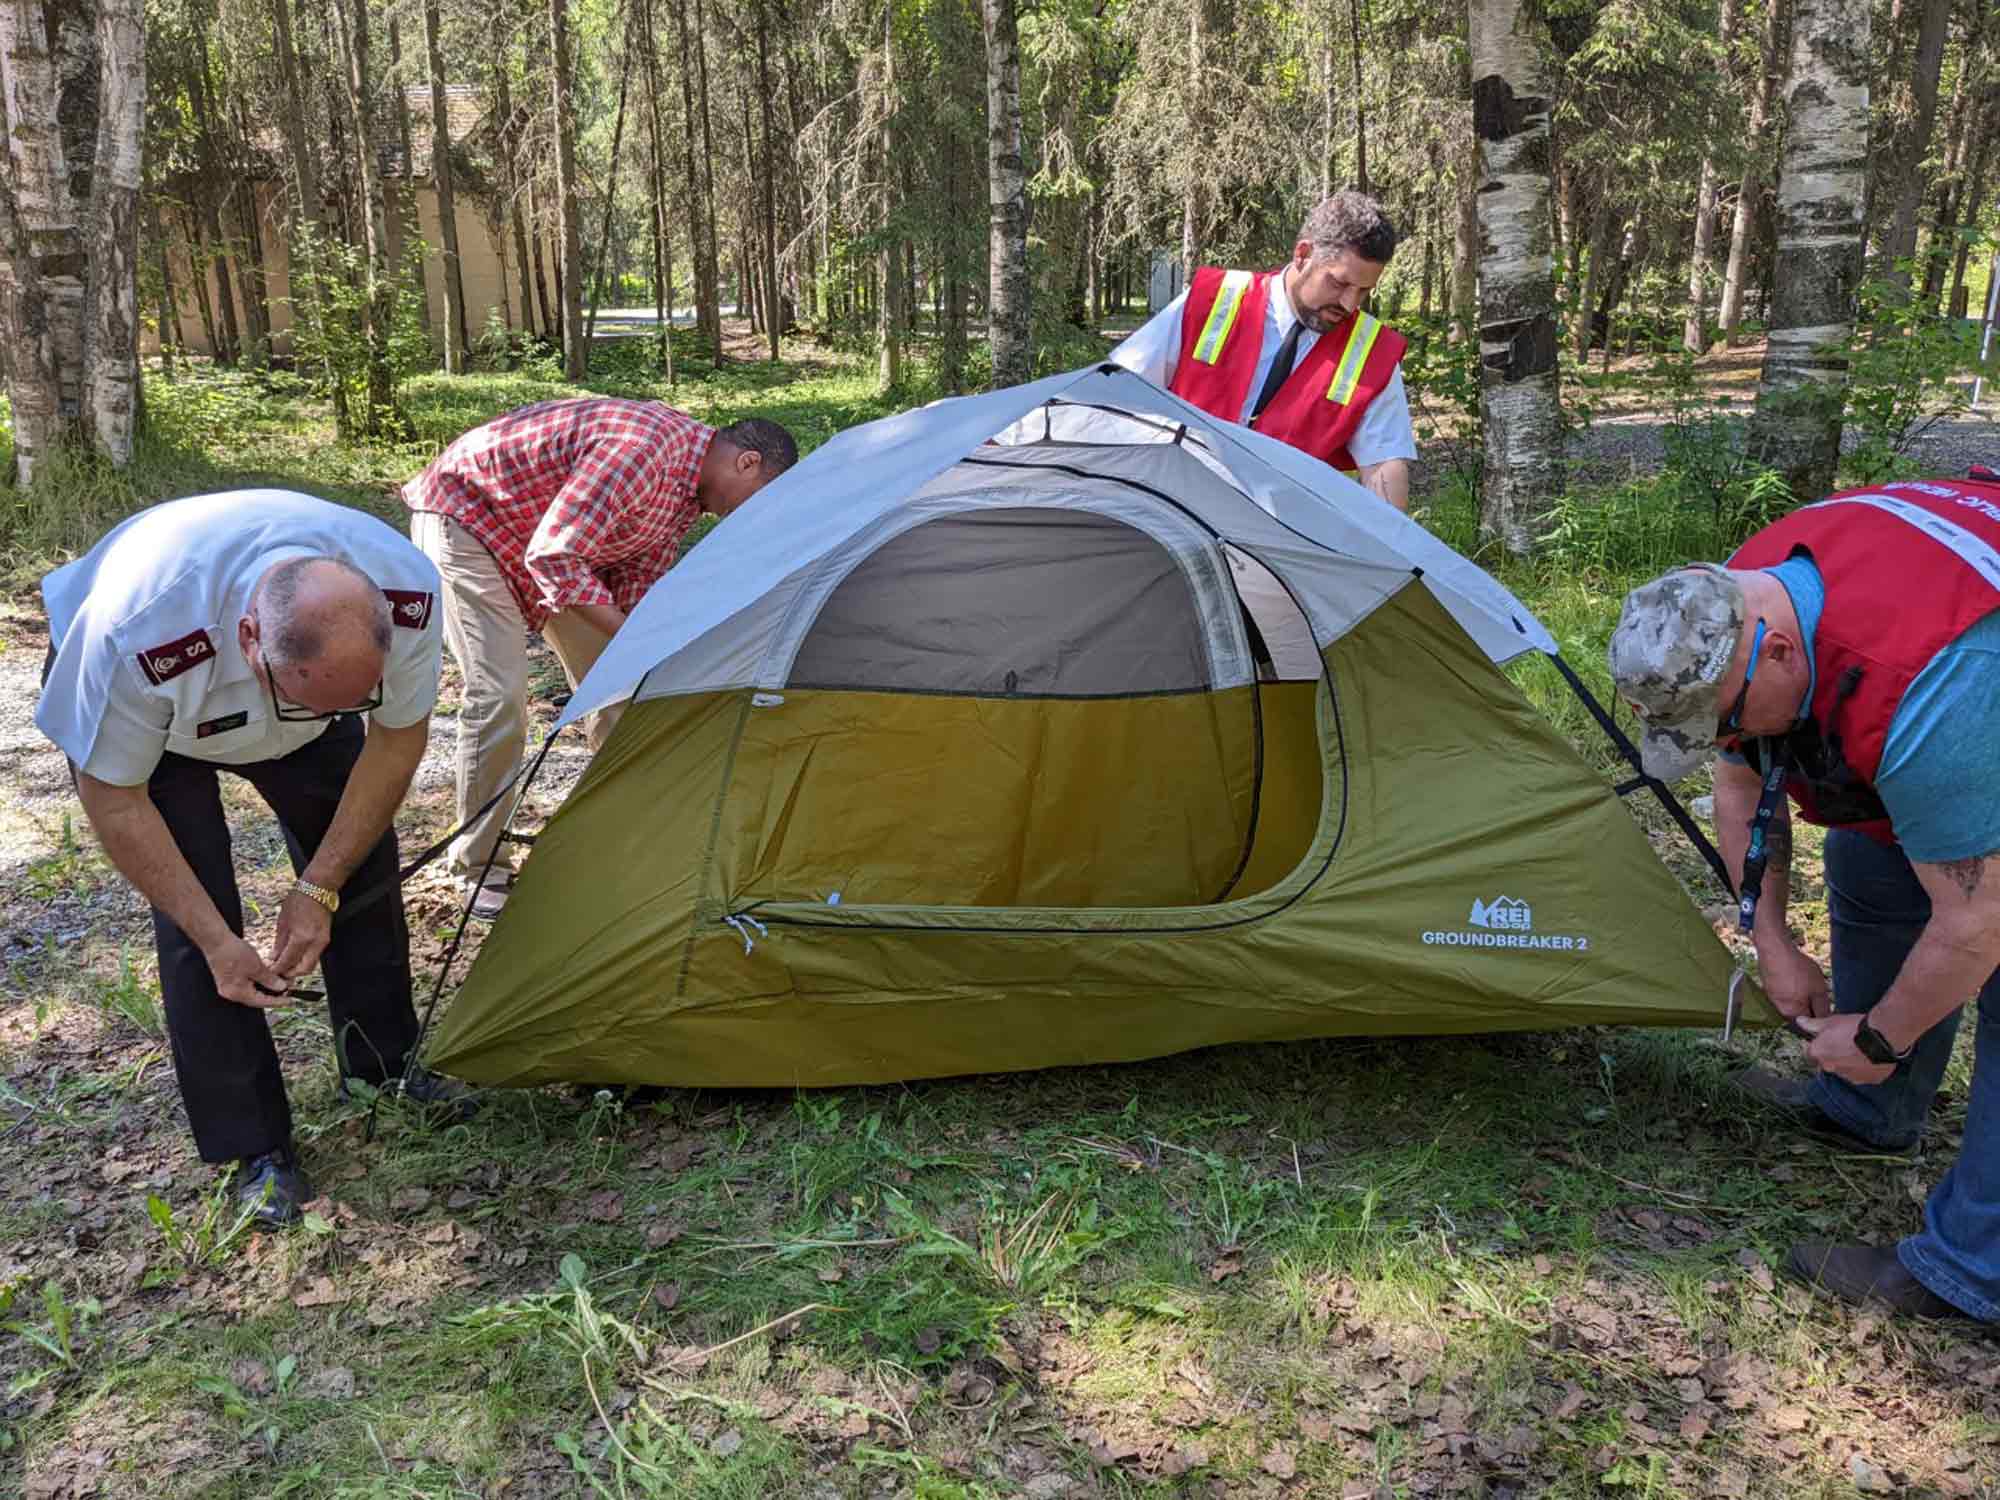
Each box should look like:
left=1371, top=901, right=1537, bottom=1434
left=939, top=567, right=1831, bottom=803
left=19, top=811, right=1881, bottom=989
left=401, top=398, right=714, bottom=631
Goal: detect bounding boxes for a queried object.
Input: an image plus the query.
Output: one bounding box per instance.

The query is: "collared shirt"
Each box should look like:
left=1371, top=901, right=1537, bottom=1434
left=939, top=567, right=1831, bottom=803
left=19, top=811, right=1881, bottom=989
left=400, top=397, right=714, bottom=631
left=37, top=490, right=444, bottom=787
left=1110, top=275, right=1418, bottom=467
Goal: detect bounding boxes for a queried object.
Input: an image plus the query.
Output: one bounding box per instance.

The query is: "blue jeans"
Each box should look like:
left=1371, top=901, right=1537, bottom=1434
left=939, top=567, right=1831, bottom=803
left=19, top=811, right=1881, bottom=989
left=1808, top=828, right=2000, bottom=1322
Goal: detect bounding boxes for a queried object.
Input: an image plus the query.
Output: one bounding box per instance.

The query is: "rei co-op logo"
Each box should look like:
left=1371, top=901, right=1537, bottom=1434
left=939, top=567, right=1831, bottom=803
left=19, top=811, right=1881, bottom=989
left=1421, top=894, right=1591, bottom=953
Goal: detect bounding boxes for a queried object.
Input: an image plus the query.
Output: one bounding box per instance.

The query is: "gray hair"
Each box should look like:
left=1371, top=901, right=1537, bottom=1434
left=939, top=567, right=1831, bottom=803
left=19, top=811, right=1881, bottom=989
left=256, top=555, right=392, bottom=670
left=717, top=417, right=800, bottom=477
left=1298, top=190, right=1399, bottom=267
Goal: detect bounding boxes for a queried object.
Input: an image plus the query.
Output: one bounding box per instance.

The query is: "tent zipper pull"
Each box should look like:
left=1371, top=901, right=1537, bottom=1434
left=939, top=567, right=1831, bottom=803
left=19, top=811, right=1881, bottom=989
left=722, top=913, right=769, bottom=955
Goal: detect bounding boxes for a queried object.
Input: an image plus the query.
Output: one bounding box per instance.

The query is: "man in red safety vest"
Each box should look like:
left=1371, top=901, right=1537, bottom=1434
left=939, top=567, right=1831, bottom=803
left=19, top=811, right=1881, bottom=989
left=1110, top=190, right=1413, bottom=510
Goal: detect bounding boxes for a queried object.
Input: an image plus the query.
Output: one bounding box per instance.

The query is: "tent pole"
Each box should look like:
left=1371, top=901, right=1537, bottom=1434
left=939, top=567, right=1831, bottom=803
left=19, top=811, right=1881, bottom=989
left=1547, top=653, right=1736, bottom=900
left=367, top=730, right=567, bottom=1140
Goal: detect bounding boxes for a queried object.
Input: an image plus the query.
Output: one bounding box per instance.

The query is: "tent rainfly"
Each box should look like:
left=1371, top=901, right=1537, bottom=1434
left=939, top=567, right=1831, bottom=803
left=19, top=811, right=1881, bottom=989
left=427, top=365, right=1772, bottom=1089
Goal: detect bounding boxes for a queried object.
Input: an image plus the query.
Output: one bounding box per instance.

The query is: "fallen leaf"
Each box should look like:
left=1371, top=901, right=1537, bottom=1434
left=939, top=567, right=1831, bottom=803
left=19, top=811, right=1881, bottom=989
left=653, top=1281, right=681, bottom=1310
left=817, top=1262, right=845, bottom=1284
left=1771, top=1406, right=1810, bottom=1433
left=838, top=1410, right=870, bottom=1438
left=422, top=1222, right=456, bottom=1245
left=1553, top=1383, right=1588, bottom=1421
left=293, top=1276, right=344, bottom=1308
left=1299, top=1412, right=1333, bottom=1442
left=306, top=1366, right=355, bottom=1400
left=711, top=1427, right=743, bottom=1458
left=586, top=1191, right=623, bottom=1222
left=446, top=1188, right=478, bottom=1210
left=1679, top=1411, right=1710, bottom=1444
left=914, top=1326, right=943, bottom=1356
left=1532, top=1254, right=1554, bottom=1276
left=1259, top=1444, right=1297, bottom=1480
left=1210, top=1252, right=1243, bottom=1283
left=229, top=1358, right=273, bottom=1397
left=644, top=1220, right=685, bottom=1250
left=1735, top=1248, right=1776, bottom=1293
left=390, top=1186, right=431, bottom=1212
left=1674, top=1378, right=1704, bottom=1404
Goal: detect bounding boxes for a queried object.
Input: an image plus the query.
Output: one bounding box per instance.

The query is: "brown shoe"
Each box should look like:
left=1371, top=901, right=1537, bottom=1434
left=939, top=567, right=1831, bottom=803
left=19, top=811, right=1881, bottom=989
left=1727, top=1066, right=1916, bottom=1154
left=1786, top=1241, right=1965, bottom=1319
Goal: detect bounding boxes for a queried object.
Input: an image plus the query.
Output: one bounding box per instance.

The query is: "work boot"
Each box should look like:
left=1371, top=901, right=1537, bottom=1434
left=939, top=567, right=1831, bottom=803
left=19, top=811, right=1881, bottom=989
left=1786, top=1241, right=1965, bottom=1319
left=232, top=1146, right=313, bottom=1228
left=1727, top=1066, right=1917, bottom=1154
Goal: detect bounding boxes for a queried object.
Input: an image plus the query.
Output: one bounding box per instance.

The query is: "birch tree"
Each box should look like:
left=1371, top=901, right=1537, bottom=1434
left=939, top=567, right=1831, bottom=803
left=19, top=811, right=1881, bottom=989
left=1745, top=0, right=1869, bottom=501
left=1469, top=0, right=1562, bottom=555
left=983, top=0, right=1031, bottom=388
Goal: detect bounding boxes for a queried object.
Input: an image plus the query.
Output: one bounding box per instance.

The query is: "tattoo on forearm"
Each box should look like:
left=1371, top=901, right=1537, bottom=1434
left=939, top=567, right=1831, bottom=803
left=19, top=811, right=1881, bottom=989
left=1766, top=821, right=1792, bottom=879
left=1939, top=857, right=1988, bottom=899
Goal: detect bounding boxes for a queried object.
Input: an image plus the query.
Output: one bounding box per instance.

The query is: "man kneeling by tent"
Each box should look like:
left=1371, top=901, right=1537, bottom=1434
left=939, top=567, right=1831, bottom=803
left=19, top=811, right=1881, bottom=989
left=1610, top=474, right=2000, bottom=1324
left=402, top=397, right=798, bottom=919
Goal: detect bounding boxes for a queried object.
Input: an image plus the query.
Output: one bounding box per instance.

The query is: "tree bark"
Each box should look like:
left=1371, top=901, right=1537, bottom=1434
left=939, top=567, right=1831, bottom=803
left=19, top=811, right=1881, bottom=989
left=691, top=0, right=724, bottom=361
left=1682, top=0, right=1743, bottom=353
left=1747, top=0, right=1870, bottom=501
left=1470, top=0, right=1563, bottom=555
left=0, top=0, right=76, bottom=483
left=756, top=0, right=780, bottom=361
left=1878, top=0, right=1949, bottom=278
left=1450, top=46, right=1478, bottom=342
left=333, top=0, right=399, bottom=433
left=549, top=0, right=587, bottom=378
left=1720, top=0, right=1789, bottom=338
left=983, top=0, right=1031, bottom=388
left=83, top=0, right=143, bottom=464
left=876, top=0, right=901, bottom=391
left=637, top=0, right=674, bottom=381
left=1349, top=0, right=1368, bottom=193
left=583, top=36, right=631, bottom=351
left=424, top=0, right=468, bottom=370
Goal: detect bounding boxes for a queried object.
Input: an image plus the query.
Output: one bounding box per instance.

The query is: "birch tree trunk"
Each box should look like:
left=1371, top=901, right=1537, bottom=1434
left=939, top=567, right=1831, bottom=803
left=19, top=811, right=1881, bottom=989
left=549, top=0, right=587, bottom=378
left=1746, top=0, right=1870, bottom=502
left=424, top=0, right=468, bottom=371
left=1720, top=0, right=1788, bottom=338
left=983, top=0, right=1032, bottom=388
left=1469, top=0, right=1562, bottom=555
left=82, top=0, right=142, bottom=466
left=0, top=0, right=77, bottom=483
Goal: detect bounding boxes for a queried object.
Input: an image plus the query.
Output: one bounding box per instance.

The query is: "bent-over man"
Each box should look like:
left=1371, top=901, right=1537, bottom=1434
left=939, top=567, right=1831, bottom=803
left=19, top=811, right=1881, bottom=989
left=1610, top=474, right=2000, bottom=1324
left=402, top=397, right=797, bottom=918
left=1111, top=189, right=1415, bottom=510
left=36, top=490, right=462, bottom=1225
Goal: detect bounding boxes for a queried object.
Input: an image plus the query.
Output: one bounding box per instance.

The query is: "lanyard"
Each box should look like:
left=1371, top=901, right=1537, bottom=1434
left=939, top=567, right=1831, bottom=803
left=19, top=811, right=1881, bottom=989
left=1737, top=742, right=1790, bottom=936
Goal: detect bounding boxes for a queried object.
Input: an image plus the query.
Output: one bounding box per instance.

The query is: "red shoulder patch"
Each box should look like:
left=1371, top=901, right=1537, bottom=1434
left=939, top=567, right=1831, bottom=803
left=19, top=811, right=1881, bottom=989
left=136, top=628, right=216, bottom=686
left=383, top=589, right=434, bottom=630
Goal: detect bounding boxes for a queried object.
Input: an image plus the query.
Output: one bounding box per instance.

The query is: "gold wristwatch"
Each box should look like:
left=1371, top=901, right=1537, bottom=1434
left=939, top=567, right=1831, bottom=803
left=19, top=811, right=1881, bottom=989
left=293, top=878, right=340, bottom=914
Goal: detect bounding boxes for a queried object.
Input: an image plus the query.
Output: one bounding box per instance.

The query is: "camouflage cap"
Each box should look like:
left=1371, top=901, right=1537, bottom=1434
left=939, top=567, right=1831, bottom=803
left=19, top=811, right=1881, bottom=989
left=1606, top=565, right=1746, bottom=784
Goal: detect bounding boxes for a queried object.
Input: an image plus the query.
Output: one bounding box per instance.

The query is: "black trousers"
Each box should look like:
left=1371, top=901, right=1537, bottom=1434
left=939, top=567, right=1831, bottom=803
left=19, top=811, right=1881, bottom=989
left=147, top=715, right=418, bottom=1163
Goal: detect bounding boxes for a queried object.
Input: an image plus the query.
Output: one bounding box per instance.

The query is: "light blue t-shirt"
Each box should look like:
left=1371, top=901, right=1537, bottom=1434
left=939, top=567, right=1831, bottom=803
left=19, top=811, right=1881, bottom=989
left=1769, top=555, right=2000, bottom=863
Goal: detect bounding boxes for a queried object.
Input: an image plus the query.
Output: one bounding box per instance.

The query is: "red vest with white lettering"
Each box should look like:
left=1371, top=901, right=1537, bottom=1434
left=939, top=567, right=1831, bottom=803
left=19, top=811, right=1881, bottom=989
left=1726, top=479, right=2000, bottom=842
left=1170, top=266, right=1407, bottom=471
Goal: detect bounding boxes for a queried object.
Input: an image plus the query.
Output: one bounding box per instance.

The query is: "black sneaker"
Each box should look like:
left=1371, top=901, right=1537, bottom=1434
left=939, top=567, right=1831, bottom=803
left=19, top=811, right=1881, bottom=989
left=232, top=1147, right=313, bottom=1227
left=396, top=1066, right=478, bottom=1120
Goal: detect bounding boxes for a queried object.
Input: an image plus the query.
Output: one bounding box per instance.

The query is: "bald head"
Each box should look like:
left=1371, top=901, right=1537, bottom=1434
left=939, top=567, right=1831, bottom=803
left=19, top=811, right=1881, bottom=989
left=245, top=556, right=391, bottom=713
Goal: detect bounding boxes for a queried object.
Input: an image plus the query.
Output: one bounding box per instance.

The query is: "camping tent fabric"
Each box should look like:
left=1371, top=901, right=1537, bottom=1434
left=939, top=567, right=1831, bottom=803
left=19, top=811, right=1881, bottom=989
left=428, top=368, right=1770, bottom=1089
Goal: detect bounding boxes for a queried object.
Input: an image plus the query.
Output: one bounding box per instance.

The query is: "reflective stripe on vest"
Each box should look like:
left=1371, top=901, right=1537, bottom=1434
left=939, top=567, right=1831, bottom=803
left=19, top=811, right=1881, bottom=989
left=1798, top=492, right=2000, bottom=591
left=1324, top=312, right=1383, bottom=405
left=1191, top=270, right=1256, bottom=365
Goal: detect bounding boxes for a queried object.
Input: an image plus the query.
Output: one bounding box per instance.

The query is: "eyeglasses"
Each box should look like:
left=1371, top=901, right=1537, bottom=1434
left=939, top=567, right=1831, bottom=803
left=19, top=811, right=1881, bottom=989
left=258, top=644, right=384, bottom=723
left=1716, top=618, right=1767, bottom=739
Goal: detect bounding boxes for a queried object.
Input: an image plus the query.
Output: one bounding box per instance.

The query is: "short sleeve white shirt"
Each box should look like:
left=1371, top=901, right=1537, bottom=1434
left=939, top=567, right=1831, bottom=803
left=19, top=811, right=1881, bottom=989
left=1108, top=276, right=1418, bottom=467
left=36, top=489, right=445, bottom=786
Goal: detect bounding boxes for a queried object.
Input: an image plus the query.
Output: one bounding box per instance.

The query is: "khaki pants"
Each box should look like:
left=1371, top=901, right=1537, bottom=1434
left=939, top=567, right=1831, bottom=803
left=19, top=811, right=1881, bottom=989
left=410, top=511, right=624, bottom=884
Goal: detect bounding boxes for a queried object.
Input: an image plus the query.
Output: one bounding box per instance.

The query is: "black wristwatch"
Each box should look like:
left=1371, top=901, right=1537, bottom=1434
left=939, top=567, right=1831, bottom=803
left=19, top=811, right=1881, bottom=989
left=1854, top=1012, right=1914, bottom=1066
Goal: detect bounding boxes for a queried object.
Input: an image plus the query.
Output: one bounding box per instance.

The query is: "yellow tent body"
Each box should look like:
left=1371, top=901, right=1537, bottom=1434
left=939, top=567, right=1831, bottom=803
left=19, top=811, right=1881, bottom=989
left=429, top=370, right=1768, bottom=1087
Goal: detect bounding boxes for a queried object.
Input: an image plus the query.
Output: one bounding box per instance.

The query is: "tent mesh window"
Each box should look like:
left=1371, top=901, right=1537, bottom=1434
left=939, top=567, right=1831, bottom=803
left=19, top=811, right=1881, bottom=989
left=731, top=507, right=1328, bottom=910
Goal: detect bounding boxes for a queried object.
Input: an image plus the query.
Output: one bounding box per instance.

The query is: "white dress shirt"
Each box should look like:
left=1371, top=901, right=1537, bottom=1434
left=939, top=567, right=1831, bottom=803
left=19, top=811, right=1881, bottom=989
left=1110, top=273, right=1417, bottom=467
left=38, top=490, right=444, bottom=786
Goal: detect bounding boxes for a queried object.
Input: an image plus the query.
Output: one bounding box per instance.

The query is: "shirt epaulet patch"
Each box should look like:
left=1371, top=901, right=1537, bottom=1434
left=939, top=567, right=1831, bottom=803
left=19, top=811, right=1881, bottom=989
left=383, top=589, right=434, bottom=630
left=136, top=628, right=216, bottom=686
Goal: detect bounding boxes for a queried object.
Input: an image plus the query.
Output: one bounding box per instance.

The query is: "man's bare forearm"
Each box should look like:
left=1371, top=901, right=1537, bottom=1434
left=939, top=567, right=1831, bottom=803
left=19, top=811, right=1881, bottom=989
left=299, top=717, right=429, bottom=892
left=76, top=774, right=235, bottom=951
left=1871, top=854, right=2000, bottom=1050
left=1357, top=459, right=1410, bottom=512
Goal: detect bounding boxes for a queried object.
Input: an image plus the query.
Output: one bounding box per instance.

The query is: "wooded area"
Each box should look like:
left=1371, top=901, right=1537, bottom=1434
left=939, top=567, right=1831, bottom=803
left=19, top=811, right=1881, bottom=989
left=2, top=0, right=1997, bottom=546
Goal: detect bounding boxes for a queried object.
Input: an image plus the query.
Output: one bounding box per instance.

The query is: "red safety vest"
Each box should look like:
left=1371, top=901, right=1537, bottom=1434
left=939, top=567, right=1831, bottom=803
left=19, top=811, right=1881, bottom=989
left=1170, top=266, right=1407, bottom=471
left=1727, top=478, right=2000, bottom=842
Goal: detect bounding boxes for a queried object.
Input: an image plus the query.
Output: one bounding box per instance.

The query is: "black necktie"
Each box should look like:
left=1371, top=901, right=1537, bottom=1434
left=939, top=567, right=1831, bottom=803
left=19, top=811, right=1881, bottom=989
left=1250, top=318, right=1304, bottom=423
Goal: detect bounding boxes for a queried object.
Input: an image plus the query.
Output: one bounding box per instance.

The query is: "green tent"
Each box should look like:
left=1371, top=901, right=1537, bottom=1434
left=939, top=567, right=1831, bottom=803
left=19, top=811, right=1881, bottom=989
left=428, top=367, right=1769, bottom=1088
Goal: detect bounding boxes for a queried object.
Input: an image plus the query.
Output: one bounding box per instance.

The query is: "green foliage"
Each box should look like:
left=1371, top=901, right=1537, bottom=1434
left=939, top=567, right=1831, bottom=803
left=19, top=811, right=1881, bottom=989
left=98, top=947, right=165, bottom=1037
left=1842, top=264, right=1994, bottom=484
left=286, top=224, right=437, bottom=439
left=144, top=1177, right=263, bottom=1278
left=2, top=1279, right=101, bottom=1394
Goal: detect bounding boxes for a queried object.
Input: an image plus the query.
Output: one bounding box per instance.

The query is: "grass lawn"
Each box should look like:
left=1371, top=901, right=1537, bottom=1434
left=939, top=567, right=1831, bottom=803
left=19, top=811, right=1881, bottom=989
left=0, top=333, right=1992, bottom=1499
